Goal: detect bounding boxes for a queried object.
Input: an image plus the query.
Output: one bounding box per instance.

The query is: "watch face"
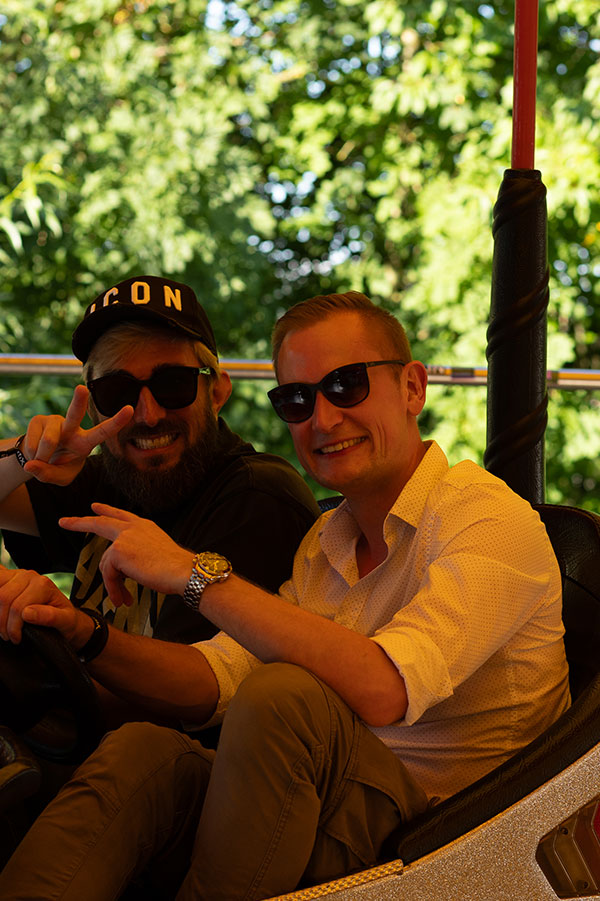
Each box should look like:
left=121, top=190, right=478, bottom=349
left=196, top=552, right=232, bottom=579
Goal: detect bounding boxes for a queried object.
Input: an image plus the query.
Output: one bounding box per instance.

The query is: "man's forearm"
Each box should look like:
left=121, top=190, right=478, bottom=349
left=0, top=445, right=37, bottom=534
left=58, top=505, right=407, bottom=725
left=199, top=575, right=408, bottom=727
left=86, top=625, right=219, bottom=724
left=2, top=564, right=219, bottom=725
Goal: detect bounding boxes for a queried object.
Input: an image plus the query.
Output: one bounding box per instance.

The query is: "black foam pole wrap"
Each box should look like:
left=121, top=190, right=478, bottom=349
left=484, top=168, right=549, bottom=504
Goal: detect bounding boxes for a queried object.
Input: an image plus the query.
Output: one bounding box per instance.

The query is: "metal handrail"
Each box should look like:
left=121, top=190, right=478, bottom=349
left=0, top=354, right=599, bottom=389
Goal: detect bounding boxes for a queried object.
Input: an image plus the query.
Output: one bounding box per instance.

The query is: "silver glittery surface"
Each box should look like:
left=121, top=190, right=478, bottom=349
left=273, top=742, right=600, bottom=900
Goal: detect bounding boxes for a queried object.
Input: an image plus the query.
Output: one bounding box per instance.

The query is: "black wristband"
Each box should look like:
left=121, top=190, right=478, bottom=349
left=0, top=435, right=27, bottom=467
left=13, top=434, right=28, bottom=468
left=77, top=608, right=109, bottom=664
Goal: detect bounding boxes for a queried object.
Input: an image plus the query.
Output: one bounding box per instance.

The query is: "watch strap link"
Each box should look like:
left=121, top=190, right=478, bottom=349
left=183, top=563, right=207, bottom=610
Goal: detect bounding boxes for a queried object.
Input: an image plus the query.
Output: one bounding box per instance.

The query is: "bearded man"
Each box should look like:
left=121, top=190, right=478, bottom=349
left=0, top=275, right=319, bottom=702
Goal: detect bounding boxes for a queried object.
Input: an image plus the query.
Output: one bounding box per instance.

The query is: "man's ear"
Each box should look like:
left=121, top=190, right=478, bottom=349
left=405, top=361, right=428, bottom=417
left=210, top=370, right=232, bottom=414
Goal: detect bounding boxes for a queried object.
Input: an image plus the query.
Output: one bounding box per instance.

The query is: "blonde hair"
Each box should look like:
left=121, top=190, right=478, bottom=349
left=271, top=291, right=412, bottom=378
left=83, top=321, right=221, bottom=383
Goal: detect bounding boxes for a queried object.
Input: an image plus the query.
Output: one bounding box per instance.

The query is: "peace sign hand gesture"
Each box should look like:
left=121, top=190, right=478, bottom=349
left=21, top=385, right=133, bottom=486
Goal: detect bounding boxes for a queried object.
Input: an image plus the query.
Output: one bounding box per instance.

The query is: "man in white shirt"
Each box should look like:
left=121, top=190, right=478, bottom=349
left=0, top=291, right=570, bottom=901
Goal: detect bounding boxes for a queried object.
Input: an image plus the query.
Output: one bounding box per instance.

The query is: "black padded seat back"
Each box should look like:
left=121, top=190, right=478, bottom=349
left=533, top=503, right=600, bottom=699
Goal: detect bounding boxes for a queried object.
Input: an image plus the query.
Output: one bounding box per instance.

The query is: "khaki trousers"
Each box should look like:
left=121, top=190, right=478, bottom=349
left=0, top=663, right=427, bottom=901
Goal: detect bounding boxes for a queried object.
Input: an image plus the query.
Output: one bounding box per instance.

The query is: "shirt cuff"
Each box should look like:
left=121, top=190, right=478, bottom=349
left=372, top=628, right=454, bottom=724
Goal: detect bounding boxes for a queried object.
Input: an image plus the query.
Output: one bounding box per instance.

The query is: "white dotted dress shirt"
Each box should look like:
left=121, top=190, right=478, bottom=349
left=197, top=441, right=570, bottom=801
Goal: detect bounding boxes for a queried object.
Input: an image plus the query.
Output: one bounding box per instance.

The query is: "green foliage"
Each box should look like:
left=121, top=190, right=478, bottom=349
left=0, top=0, right=599, bottom=511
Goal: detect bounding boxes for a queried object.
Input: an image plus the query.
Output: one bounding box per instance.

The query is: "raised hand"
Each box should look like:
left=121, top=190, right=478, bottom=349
left=21, top=385, right=133, bottom=485
left=60, top=503, right=194, bottom=606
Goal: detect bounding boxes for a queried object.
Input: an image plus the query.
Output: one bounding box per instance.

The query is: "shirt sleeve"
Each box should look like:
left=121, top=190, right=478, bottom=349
left=371, top=483, right=562, bottom=725
left=191, top=524, right=320, bottom=724
left=191, top=632, right=260, bottom=726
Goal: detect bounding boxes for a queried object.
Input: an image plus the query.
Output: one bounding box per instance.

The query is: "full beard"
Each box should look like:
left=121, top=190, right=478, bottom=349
left=100, top=414, right=221, bottom=515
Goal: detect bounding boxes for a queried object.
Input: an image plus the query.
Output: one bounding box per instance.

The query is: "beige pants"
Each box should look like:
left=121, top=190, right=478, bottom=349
left=0, top=663, right=427, bottom=901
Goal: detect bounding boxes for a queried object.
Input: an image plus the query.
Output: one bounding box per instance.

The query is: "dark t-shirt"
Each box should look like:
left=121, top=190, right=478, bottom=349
left=2, top=420, right=319, bottom=644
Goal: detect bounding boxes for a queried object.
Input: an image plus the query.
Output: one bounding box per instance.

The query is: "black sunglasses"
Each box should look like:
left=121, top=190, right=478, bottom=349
left=88, top=365, right=212, bottom=418
left=268, top=360, right=406, bottom=423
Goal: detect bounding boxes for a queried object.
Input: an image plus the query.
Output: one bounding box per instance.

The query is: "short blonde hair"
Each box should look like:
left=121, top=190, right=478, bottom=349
left=271, top=291, right=412, bottom=378
left=83, top=321, right=221, bottom=383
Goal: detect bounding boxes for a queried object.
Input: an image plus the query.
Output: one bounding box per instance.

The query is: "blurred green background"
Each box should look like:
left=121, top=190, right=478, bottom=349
left=1, top=0, right=599, bottom=538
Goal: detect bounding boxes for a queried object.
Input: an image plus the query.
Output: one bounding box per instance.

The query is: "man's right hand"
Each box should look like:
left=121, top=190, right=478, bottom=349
left=0, top=564, right=94, bottom=648
left=21, top=385, right=133, bottom=486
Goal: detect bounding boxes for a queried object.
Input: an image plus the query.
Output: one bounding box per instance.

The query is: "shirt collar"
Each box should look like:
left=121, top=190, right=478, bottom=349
left=389, top=440, right=449, bottom=528
left=319, top=440, right=450, bottom=551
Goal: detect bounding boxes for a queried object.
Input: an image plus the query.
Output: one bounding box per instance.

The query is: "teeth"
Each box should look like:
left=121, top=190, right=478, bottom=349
left=132, top=433, right=177, bottom=450
left=319, top=437, right=364, bottom=455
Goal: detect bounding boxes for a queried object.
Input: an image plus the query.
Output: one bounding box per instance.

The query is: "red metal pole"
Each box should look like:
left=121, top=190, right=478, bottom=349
left=511, top=0, right=540, bottom=169
left=485, top=0, right=548, bottom=503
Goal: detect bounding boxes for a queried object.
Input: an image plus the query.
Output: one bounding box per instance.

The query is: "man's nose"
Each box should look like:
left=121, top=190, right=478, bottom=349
left=133, top=386, right=165, bottom=426
left=311, top=390, right=344, bottom=431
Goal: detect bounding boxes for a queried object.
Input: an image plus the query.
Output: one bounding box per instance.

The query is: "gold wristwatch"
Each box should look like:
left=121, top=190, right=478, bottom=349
left=183, top=551, right=232, bottom=611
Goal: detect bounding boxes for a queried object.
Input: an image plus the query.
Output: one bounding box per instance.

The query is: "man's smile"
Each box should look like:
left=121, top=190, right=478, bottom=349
left=130, top=432, right=179, bottom=451
left=317, top=436, right=366, bottom=455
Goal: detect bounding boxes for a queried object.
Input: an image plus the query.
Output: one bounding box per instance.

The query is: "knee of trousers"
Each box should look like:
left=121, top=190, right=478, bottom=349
left=95, top=721, right=191, bottom=765
left=222, top=663, right=339, bottom=748
left=70, top=722, right=211, bottom=802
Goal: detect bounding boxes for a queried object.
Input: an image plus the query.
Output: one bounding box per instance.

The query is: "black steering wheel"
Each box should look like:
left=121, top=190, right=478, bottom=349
left=0, top=623, right=106, bottom=764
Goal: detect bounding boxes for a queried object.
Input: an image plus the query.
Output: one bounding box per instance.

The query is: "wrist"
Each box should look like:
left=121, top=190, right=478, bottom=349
left=177, top=550, right=197, bottom=596
left=0, top=435, right=30, bottom=471
left=76, top=609, right=109, bottom=663
left=182, top=551, right=232, bottom=612
left=72, top=609, right=97, bottom=650
left=13, top=435, right=28, bottom=468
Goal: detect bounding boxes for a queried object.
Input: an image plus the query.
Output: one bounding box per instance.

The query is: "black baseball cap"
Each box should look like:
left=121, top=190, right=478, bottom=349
left=72, top=275, right=218, bottom=363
